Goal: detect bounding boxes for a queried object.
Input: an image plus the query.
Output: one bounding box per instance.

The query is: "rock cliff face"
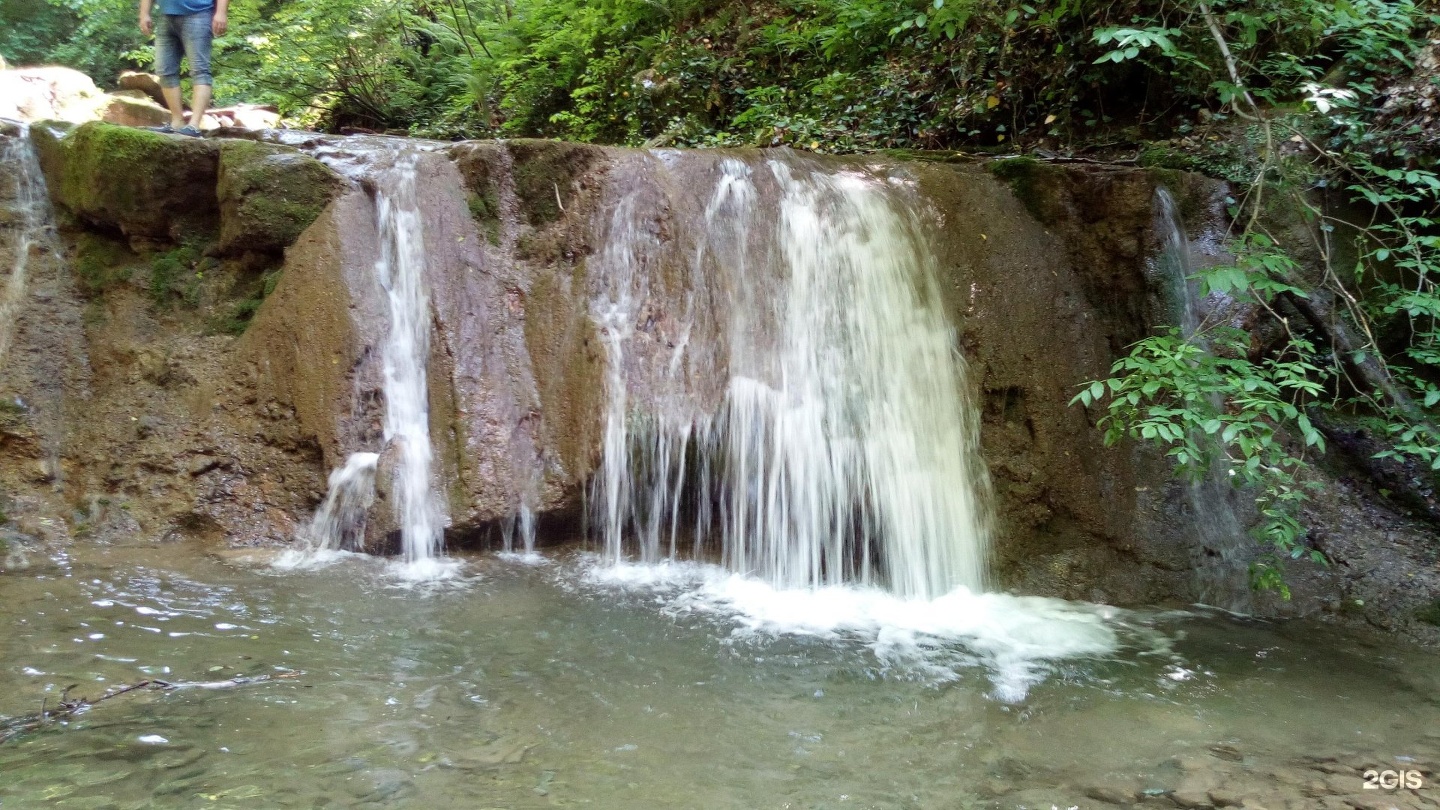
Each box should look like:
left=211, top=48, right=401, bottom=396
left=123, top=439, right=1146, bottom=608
left=1, top=122, right=343, bottom=553
left=3, top=122, right=1437, bottom=635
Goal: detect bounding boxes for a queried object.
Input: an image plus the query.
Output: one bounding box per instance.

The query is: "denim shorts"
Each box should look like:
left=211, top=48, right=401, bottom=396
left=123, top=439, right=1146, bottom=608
left=155, top=11, right=213, bottom=88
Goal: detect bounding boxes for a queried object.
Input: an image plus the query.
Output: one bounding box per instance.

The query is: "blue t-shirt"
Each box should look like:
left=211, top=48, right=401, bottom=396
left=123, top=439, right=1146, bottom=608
left=159, top=0, right=214, bottom=15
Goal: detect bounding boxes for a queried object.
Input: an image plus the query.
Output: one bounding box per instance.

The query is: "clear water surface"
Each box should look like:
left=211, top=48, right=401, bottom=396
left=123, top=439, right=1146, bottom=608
left=1, top=540, right=1437, bottom=809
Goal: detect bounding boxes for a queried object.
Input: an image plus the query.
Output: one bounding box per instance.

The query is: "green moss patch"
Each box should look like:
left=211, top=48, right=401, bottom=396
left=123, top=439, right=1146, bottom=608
left=1418, top=600, right=1440, bottom=627
left=216, top=140, right=342, bottom=256
left=71, top=232, right=138, bottom=296
left=35, top=122, right=220, bottom=240
left=986, top=156, right=1059, bottom=222
left=148, top=242, right=212, bottom=307
left=215, top=268, right=281, bottom=335
left=507, top=140, right=602, bottom=227
left=466, top=191, right=501, bottom=245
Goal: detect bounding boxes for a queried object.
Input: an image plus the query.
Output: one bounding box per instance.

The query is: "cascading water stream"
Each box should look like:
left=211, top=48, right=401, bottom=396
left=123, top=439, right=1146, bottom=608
left=591, top=155, right=992, bottom=599
left=372, top=154, right=447, bottom=574
left=1154, top=188, right=1251, bottom=610
left=0, top=123, right=77, bottom=487
left=286, top=150, right=450, bottom=578
left=0, top=125, right=47, bottom=366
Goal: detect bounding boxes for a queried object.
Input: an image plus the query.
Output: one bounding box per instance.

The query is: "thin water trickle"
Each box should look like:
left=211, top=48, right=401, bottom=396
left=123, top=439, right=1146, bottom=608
left=1154, top=188, right=1252, bottom=609
left=591, top=155, right=992, bottom=599
left=280, top=150, right=452, bottom=578
left=0, top=124, right=48, bottom=367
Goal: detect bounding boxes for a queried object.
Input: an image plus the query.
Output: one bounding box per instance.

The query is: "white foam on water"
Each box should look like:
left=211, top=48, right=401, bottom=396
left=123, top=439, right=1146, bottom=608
left=497, top=551, right=550, bottom=566
left=386, top=556, right=466, bottom=584
left=271, top=547, right=369, bottom=572
left=580, top=558, right=1129, bottom=702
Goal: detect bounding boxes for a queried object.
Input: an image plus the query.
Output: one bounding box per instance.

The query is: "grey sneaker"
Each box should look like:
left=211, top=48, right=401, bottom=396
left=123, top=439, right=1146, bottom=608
left=177, top=125, right=202, bottom=137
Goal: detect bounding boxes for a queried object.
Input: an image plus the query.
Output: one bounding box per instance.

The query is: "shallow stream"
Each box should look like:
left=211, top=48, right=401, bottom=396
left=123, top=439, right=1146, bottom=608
left=2, top=541, right=1438, bottom=809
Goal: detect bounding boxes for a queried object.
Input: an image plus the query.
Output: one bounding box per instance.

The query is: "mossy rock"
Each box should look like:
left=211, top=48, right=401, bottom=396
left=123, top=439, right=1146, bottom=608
left=447, top=142, right=506, bottom=244
left=986, top=156, right=1063, bottom=222
left=1138, top=144, right=1202, bottom=173
left=30, top=121, right=220, bottom=241
left=1418, top=601, right=1440, bottom=627
left=216, top=140, right=343, bottom=256
left=506, top=139, right=603, bottom=227
left=71, top=231, right=138, bottom=296
left=875, top=148, right=975, bottom=165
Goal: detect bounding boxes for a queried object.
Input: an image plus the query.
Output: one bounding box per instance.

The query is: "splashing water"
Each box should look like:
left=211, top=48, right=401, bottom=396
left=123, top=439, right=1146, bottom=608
left=275, top=452, right=379, bottom=569
left=498, top=503, right=543, bottom=564
left=581, top=557, right=1137, bottom=702
left=591, top=155, right=992, bottom=599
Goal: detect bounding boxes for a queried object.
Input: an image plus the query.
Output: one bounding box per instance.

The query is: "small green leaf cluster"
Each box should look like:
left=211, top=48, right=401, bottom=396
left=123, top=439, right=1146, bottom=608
left=1073, top=323, right=1327, bottom=596
left=1072, top=0, right=1440, bottom=594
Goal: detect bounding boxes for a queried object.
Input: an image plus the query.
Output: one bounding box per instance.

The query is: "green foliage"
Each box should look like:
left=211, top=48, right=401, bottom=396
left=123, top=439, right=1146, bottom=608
left=1074, top=0, right=1440, bottom=593
left=4, top=0, right=1435, bottom=153
left=1072, top=326, right=1327, bottom=596
left=1, top=0, right=148, bottom=85
left=0, top=0, right=78, bottom=66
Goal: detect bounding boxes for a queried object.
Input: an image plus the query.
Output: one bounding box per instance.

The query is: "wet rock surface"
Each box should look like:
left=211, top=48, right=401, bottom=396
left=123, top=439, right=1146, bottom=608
left=0, top=122, right=335, bottom=551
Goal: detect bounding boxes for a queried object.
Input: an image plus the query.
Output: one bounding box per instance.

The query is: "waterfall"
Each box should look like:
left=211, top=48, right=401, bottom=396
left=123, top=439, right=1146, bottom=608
left=1154, top=188, right=1252, bottom=610
left=286, top=150, right=450, bottom=578
left=0, top=123, right=75, bottom=488
left=501, top=503, right=538, bottom=558
left=372, top=154, right=446, bottom=572
left=0, top=125, right=47, bottom=366
left=591, top=155, right=992, bottom=599
left=308, top=452, right=380, bottom=552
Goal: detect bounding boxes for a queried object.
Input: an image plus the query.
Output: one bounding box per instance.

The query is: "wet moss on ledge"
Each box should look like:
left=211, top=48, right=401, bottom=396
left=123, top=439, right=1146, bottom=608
left=466, top=191, right=501, bottom=245
left=1419, top=600, right=1440, bottom=627
left=506, top=139, right=603, bottom=227
left=31, top=121, right=220, bottom=241
left=985, top=156, right=1055, bottom=223
left=216, top=140, right=343, bottom=256
left=71, top=232, right=137, bottom=296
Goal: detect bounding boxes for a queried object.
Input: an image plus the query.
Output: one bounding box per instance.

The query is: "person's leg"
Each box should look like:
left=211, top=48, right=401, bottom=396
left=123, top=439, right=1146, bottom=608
left=154, top=15, right=186, bottom=129
left=190, top=84, right=212, bottom=126
left=178, top=11, right=214, bottom=129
